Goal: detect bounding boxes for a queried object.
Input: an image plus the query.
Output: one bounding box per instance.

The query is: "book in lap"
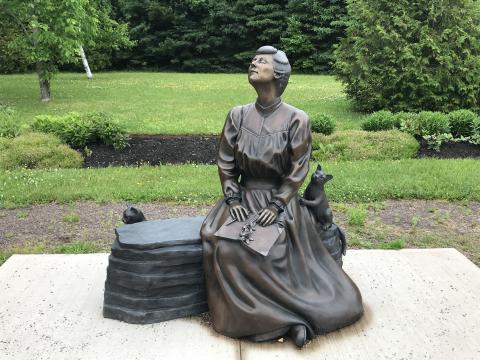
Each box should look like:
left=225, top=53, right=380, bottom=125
left=214, top=213, right=284, bottom=257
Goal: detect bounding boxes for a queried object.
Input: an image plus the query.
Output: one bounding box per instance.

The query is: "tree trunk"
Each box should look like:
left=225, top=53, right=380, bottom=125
left=79, top=46, right=93, bottom=80
left=36, top=62, right=51, bottom=102
left=39, top=78, right=51, bottom=102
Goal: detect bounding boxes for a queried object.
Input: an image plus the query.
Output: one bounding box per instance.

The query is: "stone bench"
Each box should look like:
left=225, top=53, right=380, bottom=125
left=103, top=216, right=208, bottom=324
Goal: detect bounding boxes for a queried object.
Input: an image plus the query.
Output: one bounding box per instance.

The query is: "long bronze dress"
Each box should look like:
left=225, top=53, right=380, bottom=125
left=200, top=99, right=363, bottom=341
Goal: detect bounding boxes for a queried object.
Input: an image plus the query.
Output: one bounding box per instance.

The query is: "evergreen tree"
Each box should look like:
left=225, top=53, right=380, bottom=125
left=334, top=0, right=480, bottom=112
left=281, top=0, right=347, bottom=72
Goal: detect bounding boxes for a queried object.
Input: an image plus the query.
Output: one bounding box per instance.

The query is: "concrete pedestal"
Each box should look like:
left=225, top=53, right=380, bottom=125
left=0, top=249, right=479, bottom=360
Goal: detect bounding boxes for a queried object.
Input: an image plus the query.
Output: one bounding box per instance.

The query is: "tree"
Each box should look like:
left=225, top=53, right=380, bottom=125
left=0, top=0, right=130, bottom=101
left=334, top=0, right=480, bottom=112
left=281, top=0, right=347, bottom=73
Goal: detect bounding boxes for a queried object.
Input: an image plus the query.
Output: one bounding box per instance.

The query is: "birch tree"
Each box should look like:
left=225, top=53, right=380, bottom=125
left=0, top=0, right=129, bottom=101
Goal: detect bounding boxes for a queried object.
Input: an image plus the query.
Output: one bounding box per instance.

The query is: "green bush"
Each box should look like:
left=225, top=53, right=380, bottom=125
left=447, top=110, right=479, bottom=138
left=0, top=105, right=20, bottom=138
left=361, top=111, right=400, bottom=131
left=400, top=112, right=450, bottom=136
left=310, top=113, right=336, bottom=135
left=32, top=112, right=128, bottom=148
left=334, top=0, right=480, bottom=113
left=0, top=133, right=83, bottom=170
left=311, top=130, right=419, bottom=161
left=417, top=112, right=450, bottom=136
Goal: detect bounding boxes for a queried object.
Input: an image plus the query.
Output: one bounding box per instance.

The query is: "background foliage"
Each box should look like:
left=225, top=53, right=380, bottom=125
left=334, top=0, right=480, bottom=112
left=1, top=0, right=347, bottom=73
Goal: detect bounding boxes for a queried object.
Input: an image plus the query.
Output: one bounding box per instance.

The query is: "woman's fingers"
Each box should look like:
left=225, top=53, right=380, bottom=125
left=231, top=205, right=248, bottom=222
left=264, top=212, right=275, bottom=226
left=239, top=206, right=248, bottom=221
left=230, top=207, right=237, bottom=220
left=257, top=209, right=267, bottom=225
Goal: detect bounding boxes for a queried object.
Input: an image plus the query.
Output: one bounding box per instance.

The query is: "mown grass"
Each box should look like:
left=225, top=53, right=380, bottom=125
left=1, top=159, right=479, bottom=208
left=312, top=130, right=419, bottom=161
left=0, top=241, right=103, bottom=266
left=0, top=72, right=364, bottom=135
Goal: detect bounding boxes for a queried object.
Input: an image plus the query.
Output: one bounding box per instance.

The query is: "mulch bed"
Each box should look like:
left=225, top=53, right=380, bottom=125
left=416, top=137, right=480, bottom=159
left=82, top=135, right=219, bottom=167
left=81, top=135, right=480, bottom=168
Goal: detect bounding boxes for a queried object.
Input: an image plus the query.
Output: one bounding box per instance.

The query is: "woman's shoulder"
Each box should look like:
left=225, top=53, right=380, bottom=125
left=281, top=102, right=310, bottom=126
left=227, top=103, right=255, bottom=129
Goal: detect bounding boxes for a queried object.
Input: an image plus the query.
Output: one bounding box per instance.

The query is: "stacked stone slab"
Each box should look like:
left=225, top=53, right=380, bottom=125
left=103, top=216, right=208, bottom=324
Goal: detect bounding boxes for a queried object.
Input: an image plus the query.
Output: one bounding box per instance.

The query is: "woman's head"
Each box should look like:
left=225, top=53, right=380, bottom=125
left=248, top=45, right=291, bottom=96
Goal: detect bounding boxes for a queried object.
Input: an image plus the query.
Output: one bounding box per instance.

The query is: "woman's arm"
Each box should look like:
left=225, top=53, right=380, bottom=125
left=218, top=108, right=241, bottom=200
left=272, top=112, right=312, bottom=209
left=218, top=107, right=248, bottom=221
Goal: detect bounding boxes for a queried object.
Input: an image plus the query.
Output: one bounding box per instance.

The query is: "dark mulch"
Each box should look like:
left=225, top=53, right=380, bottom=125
left=81, top=134, right=480, bottom=168
left=82, top=135, right=219, bottom=167
left=416, top=137, right=480, bottom=159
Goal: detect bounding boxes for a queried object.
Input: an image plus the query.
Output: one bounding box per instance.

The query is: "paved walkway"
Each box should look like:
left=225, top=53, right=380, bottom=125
left=0, top=249, right=479, bottom=360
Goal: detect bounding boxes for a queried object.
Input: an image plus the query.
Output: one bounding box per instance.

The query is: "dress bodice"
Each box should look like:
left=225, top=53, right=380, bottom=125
left=218, top=100, right=312, bottom=207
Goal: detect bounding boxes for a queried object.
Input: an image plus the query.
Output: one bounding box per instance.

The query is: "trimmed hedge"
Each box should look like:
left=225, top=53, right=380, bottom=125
left=310, top=113, right=336, bottom=135
left=448, top=110, right=479, bottom=138
left=361, top=111, right=400, bottom=131
left=32, top=112, right=128, bottom=149
left=0, top=133, right=83, bottom=170
left=311, top=130, right=419, bottom=161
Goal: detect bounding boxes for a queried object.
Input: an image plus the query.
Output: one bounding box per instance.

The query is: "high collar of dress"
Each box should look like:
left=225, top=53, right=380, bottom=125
left=255, top=98, right=282, bottom=115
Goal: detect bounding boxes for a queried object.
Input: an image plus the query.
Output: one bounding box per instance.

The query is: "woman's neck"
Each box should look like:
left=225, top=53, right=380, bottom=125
left=254, top=83, right=279, bottom=107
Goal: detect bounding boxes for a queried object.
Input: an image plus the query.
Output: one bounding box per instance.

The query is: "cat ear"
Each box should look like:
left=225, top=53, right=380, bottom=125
left=316, top=164, right=322, bottom=171
left=326, top=174, right=333, bottom=181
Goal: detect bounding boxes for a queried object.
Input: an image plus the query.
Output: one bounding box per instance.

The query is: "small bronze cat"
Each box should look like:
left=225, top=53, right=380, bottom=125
left=122, top=206, right=146, bottom=224
left=300, top=164, right=333, bottom=230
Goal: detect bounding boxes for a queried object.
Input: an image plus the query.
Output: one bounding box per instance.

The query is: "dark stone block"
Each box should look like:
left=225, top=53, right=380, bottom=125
left=111, top=240, right=203, bottom=263
left=115, top=216, right=205, bottom=250
left=103, top=302, right=209, bottom=324
left=106, top=267, right=205, bottom=292
left=105, top=282, right=206, bottom=298
left=103, top=216, right=208, bottom=324
left=108, top=255, right=202, bottom=275
left=104, top=289, right=207, bottom=310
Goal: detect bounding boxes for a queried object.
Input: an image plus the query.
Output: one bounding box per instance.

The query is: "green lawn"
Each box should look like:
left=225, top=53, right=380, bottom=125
left=1, top=159, right=479, bottom=208
left=0, top=72, right=364, bottom=134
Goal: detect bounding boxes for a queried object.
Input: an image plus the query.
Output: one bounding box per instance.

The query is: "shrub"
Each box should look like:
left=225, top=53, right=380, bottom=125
left=311, top=130, right=419, bottom=161
left=32, top=112, right=128, bottom=148
left=400, top=112, right=450, bottom=136
left=334, top=0, right=480, bottom=113
left=361, top=111, right=399, bottom=131
left=0, top=133, right=83, bottom=170
left=310, top=113, right=336, bottom=135
left=417, top=112, right=450, bottom=136
left=447, top=110, right=479, bottom=138
left=0, top=105, right=20, bottom=138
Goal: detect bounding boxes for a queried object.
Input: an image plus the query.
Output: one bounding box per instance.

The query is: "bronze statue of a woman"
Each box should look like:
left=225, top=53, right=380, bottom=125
left=200, top=46, right=363, bottom=348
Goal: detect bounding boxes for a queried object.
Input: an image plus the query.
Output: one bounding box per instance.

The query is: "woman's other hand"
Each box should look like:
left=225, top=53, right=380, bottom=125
left=229, top=200, right=249, bottom=222
left=257, top=206, right=278, bottom=226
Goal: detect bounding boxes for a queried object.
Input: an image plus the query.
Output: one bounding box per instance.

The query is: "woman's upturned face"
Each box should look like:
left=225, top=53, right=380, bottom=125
left=248, top=54, right=275, bottom=84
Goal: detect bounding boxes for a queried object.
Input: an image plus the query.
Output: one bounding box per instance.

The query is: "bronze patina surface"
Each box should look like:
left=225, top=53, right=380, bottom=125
left=200, top=46, right=363, bottom=347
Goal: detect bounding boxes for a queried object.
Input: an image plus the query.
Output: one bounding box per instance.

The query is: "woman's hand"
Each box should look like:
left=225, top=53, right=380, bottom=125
left=257, top=206, right=279, bottom=226
left=228, top=200, right=249, bottom=222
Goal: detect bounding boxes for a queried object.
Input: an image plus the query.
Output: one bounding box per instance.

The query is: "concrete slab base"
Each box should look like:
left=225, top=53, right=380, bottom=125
left=0, top=249, right=479, bottom=360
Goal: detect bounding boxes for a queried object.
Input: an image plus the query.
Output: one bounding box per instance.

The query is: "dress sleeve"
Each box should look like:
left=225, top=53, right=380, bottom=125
left=218, top=108, right=242, bottom=199
left=272, top=112, right=311, bottom=207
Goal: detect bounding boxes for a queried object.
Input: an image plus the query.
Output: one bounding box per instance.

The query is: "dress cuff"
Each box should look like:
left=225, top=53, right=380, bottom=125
left=225, top=193, right=242, bottom=205
left=268, top=199, right=285, bottom=213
